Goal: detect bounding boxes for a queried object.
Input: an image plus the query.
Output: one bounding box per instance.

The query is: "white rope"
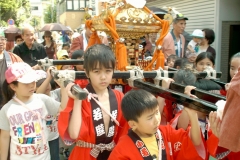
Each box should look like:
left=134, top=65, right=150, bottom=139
left=204, top=67, right=217, bottom=79
left=127, top=67, right=144, bottom=87
left=57, top=70, right=76, bottom=86
left=154, top=68, right=169, bottom=85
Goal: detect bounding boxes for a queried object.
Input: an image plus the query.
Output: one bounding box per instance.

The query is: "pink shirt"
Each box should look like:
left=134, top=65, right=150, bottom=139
left=162, top=32, right=185, bottom=59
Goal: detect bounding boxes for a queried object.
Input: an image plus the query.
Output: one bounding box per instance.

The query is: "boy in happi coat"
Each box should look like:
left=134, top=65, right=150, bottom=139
left=109, top=89, right=205, bottom=160
left=58, top=44, right=129, bottom=160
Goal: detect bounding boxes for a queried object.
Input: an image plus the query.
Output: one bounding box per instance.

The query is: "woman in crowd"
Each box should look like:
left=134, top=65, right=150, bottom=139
left=42, top=31, right=57, bottom=59
left=198, top=29, right=216, bottom=60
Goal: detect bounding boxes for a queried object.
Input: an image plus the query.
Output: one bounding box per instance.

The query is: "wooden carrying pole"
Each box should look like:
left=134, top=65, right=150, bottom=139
left=51, top=70, right=218, bottom=113
left=133, top=79, right=217, bottom=114
left=51, top=70, right=222, bottom=79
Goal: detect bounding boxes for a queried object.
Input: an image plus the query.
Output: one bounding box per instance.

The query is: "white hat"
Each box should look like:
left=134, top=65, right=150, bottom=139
left=191, top=29, right=204, bottom=38
left=35, top=70, right=47, bottom=81
left=5, top=62, right=38, bottom=84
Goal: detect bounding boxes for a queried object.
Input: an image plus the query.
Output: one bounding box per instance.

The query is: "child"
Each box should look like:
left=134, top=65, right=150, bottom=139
left=229, top=52, right=240, bottom=79
left=173, top=58, right=184, bottom=69
left=173, top=69, right=196, bottom=86
left=187, top=29, right=204, bottom=55
left=0, top=62, right=68, bottom=160
left=223, top=52, right=240, bottom=92
left=194, top=52, right=222, bottom=92
left=166, top=54, right=178, bottom=68
left=173, top=58, right=194, bottom=70
left=186, top=29, right=204, bottom=63
left=58, top=44, right=129, bottom=160
left=71, top=49, right=89, bottom=89
left=62, top=43, right=70, bottom=53
left=109, top=89, right=204, bottom=160
left=56, top=52, right=73, bottom=70
left=35, top=68, right=61, bottom=160
left=71, top=49, right=84, bottom=71
left=57, top=50, right=69, bottom=59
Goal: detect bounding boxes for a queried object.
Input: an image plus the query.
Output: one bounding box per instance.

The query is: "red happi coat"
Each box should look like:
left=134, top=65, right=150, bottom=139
left=170, top=111, right=209, bottom=160
left=109, top=125, right=205, bottom=160
left=207, top=131, right=240, bottom=160
left=169, top=111, right=240, bottom=160
left=220, top=89, right=227, bottom=96
left=58, top=85, right=129, bottom=160
left=75, top=79, right=89, bottom=89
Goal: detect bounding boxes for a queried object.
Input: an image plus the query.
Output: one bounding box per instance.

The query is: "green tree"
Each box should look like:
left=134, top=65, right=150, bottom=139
left=30, top=16, right=41, bottom=30
left=44, top=4, right=57, bottom=23
left=0, top=0, right=31, bottom=26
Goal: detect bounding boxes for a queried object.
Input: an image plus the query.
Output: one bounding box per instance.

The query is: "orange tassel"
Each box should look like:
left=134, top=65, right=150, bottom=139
left=85, top=20, right=102, bottom=50
left=104, top=15, right=127, bottom=71
left=143, top=6, right=170, bottom=70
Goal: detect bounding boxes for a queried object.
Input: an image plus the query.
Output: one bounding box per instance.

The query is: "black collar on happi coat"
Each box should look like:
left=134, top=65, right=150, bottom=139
left=128, top=129, right=167, bottom=160
left=87, top=84, right=118, bottom=159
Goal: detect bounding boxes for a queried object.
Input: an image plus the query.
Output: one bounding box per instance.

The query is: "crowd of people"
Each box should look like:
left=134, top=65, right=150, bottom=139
left=0, top=11, right=239, bottom=160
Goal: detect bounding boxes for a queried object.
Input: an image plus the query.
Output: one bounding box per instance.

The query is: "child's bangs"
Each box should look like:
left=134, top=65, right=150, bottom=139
left=88, top=53, right=115, bottom=71
left=84, top=44, right=116, bottom=73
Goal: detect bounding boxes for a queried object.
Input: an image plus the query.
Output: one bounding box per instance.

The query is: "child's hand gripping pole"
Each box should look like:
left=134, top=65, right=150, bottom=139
left=51, top=69, right=88, bottom=100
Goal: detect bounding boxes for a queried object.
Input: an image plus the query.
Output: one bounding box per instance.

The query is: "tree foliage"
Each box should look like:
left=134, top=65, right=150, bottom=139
left=30, top=16, right=41, bottom=30
left=0, top=0, right=31, bottom=27
left=44, top=4, right=57, bottom=24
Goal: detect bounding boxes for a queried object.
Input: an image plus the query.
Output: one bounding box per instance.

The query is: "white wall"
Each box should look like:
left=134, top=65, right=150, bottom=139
left=146, top=0, right=216, bottom=34
left=30, top=2, right=43, bottom=16
left=215, top=0, right=240, bottom=73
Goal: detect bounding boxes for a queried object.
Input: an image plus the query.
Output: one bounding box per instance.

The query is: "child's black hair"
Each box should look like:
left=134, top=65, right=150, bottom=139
left=2, top=80, right=18, bottom=105
left=196, top=52, right=215, bottom=66
left=194, top=78, right=221, bottom=91
left=173, top=69, right=196, bottom=85
left=15, top=35, right=23, bottom=41
left=72, top=50, right=84, bottom=71
left=230, top=52, right=240, bottom=63
left=173, top=58, right=184, bottom=69
left=62, top=43, right=70, bottom=49
left=121, top=89, right=158, bottom=122
left=167, top=54, right=177, bottom=62
left=182, top=59, right=194, bottom=70
left=84, top=44, right=115, bottom=74
left=71, top=50, right=84, bottom=60
left=174, top=58, right=193, bottom=70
